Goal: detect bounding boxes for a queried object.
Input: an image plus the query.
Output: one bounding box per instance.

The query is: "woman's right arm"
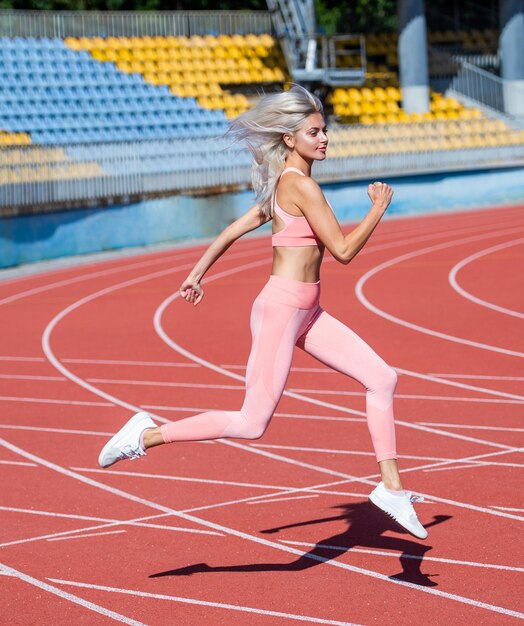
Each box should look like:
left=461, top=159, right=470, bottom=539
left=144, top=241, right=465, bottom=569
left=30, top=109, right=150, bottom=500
left=180, top=203, right=270, bottom=305
left=296, top=178, right=393, bottom=265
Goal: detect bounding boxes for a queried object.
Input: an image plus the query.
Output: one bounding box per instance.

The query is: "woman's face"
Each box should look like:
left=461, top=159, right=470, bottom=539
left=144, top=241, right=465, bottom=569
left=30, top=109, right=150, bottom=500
left=287, top=112, right=328, bottom=161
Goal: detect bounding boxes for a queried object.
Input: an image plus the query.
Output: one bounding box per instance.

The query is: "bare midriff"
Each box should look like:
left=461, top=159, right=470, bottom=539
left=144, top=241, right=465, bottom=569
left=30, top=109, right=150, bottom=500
left=271, top=245, right=325, bottom=283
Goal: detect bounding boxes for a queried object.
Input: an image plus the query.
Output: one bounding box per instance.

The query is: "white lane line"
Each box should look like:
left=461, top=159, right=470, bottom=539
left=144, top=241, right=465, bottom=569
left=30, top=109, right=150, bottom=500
left=0, top=374, right=66, bottom=381
left=0, top=506, right=229, bottom=538
left=0, top=244, right=209, bottom=307
left=141, top=403, right=219, bottom=412
left=0, top=395, right=114, bottom=407
left=48, top=579, right=361, bottom=626
left=0, top=423, right=211, bottom=445
left=249, top=444, right=521, bottom=466
left=449, top=237, right=524, bottom=319
left=416, top=422, right=524, bottom=433
left=289, top=389, right=523, bottom=404
left=142, top=404, right=367, bottom=422
left=5, top=433, right=524, bottom=621
left=223, top=363, right=332, bottom=373
left=423, top=463, right=493, bottom=473
left=355, top=225, right=524, bottom=358
left=491, top=506, right=524, bottom=512
left=394, top=367, right=524, bottom=401
left=0, top=562, right=145, bottom=626
left=247, top=494, right=318, bottom=505
left=0, top=356, right=47, bottom=362
left=280, top=541, right=524, bottom=573
left=386, top=448, right=524, bottom=479
left=0, top=506, right=224, bottom=537
left=251, top=444, right=450, bottom=462
left=88, top=377, right=244, bottom=391
left=0, top=459, right=37, bottom=467
left=180, top=480, right=362, bottom=514
left=429, top=373, right=524, bottom=381
left=47, top=530, right=127, bottom=542
left=0, top=505, right=169, bottom=525
left=0, top=507, right=222, bottom=549
left=71, top=467, right=299, bottom=492
left=0, top=355, right=200, bottom=368
left=85, top=378, right=524, bottom=404
left=0, top=424, right=114, bottom=436
left=65, top=358, right=200, bottom=367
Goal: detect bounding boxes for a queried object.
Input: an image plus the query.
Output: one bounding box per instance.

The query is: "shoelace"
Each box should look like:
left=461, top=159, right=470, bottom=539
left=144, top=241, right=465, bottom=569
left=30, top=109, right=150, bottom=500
left=408, top=493, right=424, bottom=504
left=119, top=444, right=146, bottom=461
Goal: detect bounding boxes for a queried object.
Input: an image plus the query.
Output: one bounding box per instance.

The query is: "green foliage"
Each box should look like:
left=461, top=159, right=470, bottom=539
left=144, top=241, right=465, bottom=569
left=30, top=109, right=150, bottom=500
left=315, top=0, right=397, bottom=35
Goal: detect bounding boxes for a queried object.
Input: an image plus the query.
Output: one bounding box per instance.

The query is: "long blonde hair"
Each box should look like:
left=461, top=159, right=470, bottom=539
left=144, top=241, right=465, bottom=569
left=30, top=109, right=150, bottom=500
left=227, top=84, right=324, bottom=217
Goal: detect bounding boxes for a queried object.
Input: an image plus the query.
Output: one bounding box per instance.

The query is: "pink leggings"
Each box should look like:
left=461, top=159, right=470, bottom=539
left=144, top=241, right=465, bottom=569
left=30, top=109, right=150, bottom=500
left=161, top=275, right=397, bottom=461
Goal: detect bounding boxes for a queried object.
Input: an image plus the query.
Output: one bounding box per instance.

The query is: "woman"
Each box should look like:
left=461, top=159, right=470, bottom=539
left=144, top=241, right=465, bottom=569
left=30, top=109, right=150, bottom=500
left=99, top=85, right=427, bottom=540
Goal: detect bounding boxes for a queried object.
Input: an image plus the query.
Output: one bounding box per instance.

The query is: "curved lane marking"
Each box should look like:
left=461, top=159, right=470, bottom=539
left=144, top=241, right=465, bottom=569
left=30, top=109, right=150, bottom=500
left=36, top=243, right=523, bottom=519
left=355, top=226, right=524, bottom=358
left=38, top=226, right=523, bottom=523
left=448, top=237, right=524, bottom=319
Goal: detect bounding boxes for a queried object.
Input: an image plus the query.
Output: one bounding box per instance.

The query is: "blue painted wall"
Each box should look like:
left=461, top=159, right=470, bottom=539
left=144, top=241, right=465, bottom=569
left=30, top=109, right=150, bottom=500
left=1, top=166, right=523, bottom=269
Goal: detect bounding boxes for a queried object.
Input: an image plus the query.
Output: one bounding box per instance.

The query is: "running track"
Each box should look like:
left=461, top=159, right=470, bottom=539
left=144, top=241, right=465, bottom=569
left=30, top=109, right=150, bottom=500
left=0, top=205, right=523, bottom=625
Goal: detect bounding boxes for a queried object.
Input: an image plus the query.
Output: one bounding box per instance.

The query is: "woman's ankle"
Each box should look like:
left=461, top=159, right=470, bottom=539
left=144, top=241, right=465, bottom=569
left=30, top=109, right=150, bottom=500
left=142, top=427, right=164, bottom=449
left=378, top=459, right=403, bottom=491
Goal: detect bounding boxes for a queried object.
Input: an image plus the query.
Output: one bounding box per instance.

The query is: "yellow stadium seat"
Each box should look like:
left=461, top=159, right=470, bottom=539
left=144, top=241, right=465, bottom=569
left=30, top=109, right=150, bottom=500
left=347, top=88, right=361, bottom=102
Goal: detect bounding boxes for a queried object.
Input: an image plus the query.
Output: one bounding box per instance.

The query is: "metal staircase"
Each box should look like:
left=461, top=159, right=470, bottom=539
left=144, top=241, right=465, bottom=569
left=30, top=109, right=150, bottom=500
left=266, top=0, right=366, bottom=86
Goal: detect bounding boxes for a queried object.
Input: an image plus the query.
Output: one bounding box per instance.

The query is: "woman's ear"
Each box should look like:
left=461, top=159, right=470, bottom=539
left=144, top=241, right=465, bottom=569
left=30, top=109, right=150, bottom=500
left=283, top=133, right=294, bottom=149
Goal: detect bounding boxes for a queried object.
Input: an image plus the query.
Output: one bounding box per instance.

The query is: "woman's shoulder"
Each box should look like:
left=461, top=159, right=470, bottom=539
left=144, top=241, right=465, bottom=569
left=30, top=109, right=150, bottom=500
left=281, top=171, right=322, bottom=198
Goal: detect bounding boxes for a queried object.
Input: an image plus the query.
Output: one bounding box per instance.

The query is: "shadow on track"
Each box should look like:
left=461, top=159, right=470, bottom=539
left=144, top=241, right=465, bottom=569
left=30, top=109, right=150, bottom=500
left=150, top=501, right=451, bottom=587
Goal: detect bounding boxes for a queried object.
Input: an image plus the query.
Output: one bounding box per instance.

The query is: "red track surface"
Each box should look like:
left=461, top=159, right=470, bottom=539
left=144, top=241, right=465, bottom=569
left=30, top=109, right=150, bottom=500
left=1, top=206, right=523, bottom=625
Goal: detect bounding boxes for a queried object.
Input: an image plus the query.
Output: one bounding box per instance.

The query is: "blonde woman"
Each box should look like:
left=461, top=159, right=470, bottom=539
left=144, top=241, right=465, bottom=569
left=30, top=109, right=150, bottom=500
left=99, top=85, right=427, bottom=539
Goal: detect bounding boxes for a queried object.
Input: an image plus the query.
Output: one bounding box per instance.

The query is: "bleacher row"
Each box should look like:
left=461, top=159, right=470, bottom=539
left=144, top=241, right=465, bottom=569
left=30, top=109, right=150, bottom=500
left=0, top=32, right=522, bottom=188
left=328, top=119, right=524, bottom=157
left=65, top=34, right=284, bottom=116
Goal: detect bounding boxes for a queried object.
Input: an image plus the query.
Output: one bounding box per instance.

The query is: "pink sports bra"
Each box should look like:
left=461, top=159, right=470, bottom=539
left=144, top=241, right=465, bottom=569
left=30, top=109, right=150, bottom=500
left=272, top=167, right=322, bottom=247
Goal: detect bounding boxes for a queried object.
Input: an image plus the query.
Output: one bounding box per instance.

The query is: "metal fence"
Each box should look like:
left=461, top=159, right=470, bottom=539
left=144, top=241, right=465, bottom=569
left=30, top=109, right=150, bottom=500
left=449, top=61, right=524, bottom=124
left=2, top=139, right=523, bottom=216
left=0, top=10, right=273, bottom=39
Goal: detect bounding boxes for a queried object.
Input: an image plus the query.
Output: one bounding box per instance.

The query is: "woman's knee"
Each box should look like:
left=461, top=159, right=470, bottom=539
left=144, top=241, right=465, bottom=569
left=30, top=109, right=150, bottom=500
left=231, top=408, right=272, bottom=440
left=243, top=423, right=268, bottom=440
left=372, top=365, right=398, bottom=396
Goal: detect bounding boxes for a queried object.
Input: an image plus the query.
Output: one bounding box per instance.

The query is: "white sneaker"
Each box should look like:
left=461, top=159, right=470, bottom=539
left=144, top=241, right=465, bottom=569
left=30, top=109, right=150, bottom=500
left=369, top=482, right=428, bottom=539
left=98, top=411, right=156, bottom=468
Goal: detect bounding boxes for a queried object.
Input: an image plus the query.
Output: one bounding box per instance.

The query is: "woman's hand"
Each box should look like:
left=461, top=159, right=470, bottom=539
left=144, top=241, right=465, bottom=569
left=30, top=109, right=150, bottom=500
left=367, top=182, right=394, bottom=213
left=180, top=278, right=204, bottom=306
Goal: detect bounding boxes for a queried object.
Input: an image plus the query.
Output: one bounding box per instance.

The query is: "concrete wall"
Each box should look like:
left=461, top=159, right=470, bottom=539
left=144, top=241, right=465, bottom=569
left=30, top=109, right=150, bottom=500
left=1, top=166, right=523, bottom=269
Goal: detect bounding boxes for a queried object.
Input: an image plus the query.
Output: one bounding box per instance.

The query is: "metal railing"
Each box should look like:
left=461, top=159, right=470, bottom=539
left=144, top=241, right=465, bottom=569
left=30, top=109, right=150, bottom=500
left=2, top=137, right=523, bottom=216
left=0, top=10, right=273, bottom=39
left=449, top=61, right=524, bottom=123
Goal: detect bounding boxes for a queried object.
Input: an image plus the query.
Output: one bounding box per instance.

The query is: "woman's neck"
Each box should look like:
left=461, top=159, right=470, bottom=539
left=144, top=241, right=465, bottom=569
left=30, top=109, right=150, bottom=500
left=284, top=157, right=312, bottom=176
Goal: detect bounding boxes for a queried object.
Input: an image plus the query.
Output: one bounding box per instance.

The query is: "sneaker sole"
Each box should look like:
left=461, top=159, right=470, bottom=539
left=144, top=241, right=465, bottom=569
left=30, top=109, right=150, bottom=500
left=369, top=492, right=428, bottom=539
left=98, top=411, right=151, bottom=468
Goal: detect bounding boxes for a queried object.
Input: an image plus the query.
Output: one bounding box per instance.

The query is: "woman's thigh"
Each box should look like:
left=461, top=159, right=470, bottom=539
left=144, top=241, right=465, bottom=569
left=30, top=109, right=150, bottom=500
left=243, top=297, right=311, bottom=416
left=296, top=310, right=394, bottom=391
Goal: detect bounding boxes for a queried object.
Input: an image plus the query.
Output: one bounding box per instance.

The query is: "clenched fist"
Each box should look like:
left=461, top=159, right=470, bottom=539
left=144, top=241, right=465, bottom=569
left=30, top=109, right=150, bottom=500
left=367, top=181, right=394, bottom=212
